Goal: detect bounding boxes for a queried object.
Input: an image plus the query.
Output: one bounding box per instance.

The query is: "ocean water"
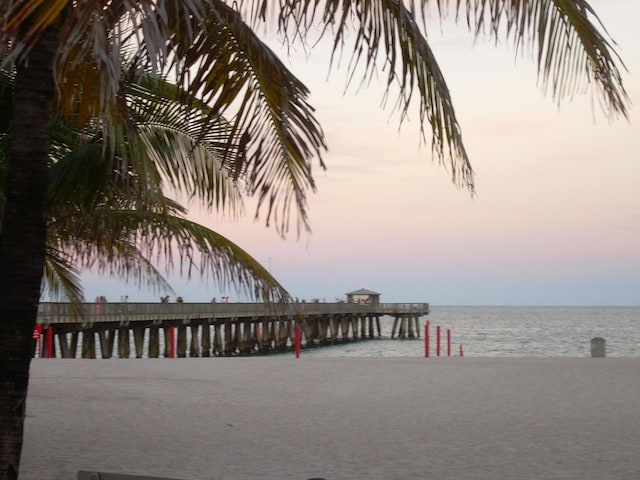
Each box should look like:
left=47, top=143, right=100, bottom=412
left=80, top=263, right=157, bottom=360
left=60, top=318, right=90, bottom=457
left=53, top=305, right=640, bottom=359
left=300, top=306, right=640, bottom=358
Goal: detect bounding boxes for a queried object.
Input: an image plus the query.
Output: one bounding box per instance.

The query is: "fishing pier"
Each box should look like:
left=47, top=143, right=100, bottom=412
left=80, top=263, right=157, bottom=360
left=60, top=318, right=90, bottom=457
left=34, top=301, right=430, bottom=359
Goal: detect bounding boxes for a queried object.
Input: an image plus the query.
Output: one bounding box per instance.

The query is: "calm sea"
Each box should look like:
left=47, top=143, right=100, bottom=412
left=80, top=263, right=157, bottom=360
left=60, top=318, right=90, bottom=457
left=300, top=306, right=640, bottom=358
left=67, top=305, right=640, bottom=359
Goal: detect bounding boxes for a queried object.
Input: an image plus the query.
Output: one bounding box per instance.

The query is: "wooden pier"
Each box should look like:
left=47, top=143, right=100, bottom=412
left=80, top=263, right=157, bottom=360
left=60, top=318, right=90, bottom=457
left=34, top=301, right=429, bottom=358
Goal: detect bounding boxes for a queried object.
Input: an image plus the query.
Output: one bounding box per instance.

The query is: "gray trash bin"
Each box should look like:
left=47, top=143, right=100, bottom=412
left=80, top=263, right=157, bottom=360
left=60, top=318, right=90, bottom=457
left=590, top=337, right=606, bottom=358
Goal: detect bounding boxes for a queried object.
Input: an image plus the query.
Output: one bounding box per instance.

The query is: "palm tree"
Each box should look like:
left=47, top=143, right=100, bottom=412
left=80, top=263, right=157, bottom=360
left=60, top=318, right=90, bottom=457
left=0, top=1, right=629, bottom=478
left=1, top=64, right=292, bottom=306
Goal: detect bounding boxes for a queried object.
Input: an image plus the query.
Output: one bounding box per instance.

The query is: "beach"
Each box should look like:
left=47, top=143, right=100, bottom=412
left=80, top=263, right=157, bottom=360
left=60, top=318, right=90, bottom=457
left=21, top=357, right=640, bottom=480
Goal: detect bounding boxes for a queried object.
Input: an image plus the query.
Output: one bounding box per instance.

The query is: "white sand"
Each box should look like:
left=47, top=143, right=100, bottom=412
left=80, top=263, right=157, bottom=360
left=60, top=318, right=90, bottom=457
left=21, top=357, right=640, bottom=480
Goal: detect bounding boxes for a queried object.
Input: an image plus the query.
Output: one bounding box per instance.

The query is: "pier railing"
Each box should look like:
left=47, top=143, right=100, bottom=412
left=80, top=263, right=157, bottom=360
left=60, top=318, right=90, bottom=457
left=37, top=301, right=430, bottom=325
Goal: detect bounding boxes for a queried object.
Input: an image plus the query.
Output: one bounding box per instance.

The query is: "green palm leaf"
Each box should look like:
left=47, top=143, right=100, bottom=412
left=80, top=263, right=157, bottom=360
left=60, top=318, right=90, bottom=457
left=167, top=0, right=327, bottom=235
left=1, top=61, right=292, bottom=303
left=42, top=246, right=85, bottom=308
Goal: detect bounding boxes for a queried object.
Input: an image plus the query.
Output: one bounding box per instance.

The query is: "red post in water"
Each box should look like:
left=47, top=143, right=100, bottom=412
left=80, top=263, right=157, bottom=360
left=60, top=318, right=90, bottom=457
left=46, top=326, right=54, bottom=358
left=436, top=325, right=441, bottom=357
left=424, top=321, right=430, bottom=358
left=294, top=324, right=301, bottom=358
left=459, top=344, right=464, bottom=357
left=447, top=329, right=451, bottom=357
left=169, top=326, right=176, bottom=358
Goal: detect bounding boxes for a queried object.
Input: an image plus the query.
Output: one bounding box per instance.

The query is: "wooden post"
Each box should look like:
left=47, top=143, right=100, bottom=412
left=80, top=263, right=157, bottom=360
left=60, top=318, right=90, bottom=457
left=340, top=316, right=350, bottom=340
left=329, top=316, right=339, bottom=342
left=118, top=327, right=130, bottom=358
left=224, top=322, right=233, bottom=355
left=424, top=321, right=430, bottom=358
left=98, top=330, right=116, bottom=359
left=201, top=322, right=211, bottom=357
left=295, top=323, right=301, bottom=358
left=408, top=316, right=415, bottom=338
left=397, top=317, right=404, bottom=339
left=238, top=321, right=252, bottom=355
left=176, top=325, right=187, bottom=357
left=232, top=321, right=241, bottom=352
left=81, top=330, right=96, bottom=359
left=213, top=324, right=222, bottom=356
left=254, top=323, right=262, bottom=352
left=163, top=326, right=176, bottom=358
left=303, top=318, right=314, bottom=347
left=189, top=324, right=200, bottom=357
left=148, top=326, right=160, bottom=358
left=436, top=325, right=441, bottom=357
left=59, top=332, right=78, bottom=358
left=133, top=327, right=145, bottom=358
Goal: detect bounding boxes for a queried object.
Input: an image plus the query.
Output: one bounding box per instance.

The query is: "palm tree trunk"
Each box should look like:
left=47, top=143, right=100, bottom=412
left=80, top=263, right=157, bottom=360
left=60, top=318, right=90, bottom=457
left=0, top=24, right=58, bottom=480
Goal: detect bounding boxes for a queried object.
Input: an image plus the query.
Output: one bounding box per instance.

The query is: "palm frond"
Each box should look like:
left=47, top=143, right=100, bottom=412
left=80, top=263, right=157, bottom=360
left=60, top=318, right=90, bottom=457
left=42, top=245, right=85, bottom=307
left=167, top=0, right=327, bottom=236
left=250, top=0, right=628, bottom=189
left=250, top=0, right=476, bottom=190
left=51, top=206, right=290, bottom=303
left=125, top=74, right=244, bottom=214
left=48, top=211, right=177, bottom=297
left=456, top=0, right=628, bottom=117
left=0, top=0, right=69, bottom=57
left=138, top=212, right=291, bottom=303
left=325, top=0, right=473, bottom=189
left=36, top=1, right=317, bottom=234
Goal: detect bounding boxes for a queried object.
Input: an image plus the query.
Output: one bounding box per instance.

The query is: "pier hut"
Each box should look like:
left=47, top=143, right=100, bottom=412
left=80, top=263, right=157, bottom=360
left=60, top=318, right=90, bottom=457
left=345, top=287, right=380, bottom=304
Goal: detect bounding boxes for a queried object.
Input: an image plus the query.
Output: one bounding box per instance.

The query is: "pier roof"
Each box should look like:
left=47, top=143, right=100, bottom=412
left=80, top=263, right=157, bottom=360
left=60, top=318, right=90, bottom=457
left=345, top=288, right=381, bottom=296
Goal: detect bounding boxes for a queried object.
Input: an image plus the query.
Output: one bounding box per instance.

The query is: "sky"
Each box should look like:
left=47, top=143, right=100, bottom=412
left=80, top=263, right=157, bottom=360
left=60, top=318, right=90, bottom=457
left=80, top=0, right=639, bottom=306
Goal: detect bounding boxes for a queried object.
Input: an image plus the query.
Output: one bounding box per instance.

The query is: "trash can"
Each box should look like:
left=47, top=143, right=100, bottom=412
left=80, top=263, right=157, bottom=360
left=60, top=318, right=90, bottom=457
left=590, top=337, right=606, bottom=358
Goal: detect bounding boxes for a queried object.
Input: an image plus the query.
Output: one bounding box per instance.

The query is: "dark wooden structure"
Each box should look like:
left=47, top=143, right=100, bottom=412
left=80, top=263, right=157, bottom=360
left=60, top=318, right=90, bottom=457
left=34, top=301, right=429, bottom=359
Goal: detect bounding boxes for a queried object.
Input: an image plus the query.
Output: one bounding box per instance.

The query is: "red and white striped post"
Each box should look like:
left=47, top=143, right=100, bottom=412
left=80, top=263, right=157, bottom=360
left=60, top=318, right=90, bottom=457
left=436, top=325, right=441, bottom=357
left=424, top=321, right=430, bottom=358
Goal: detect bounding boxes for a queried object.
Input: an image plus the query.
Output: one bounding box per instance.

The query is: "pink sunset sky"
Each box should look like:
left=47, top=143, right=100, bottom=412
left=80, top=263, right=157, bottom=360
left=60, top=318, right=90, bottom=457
left=80, top=0, right=639, bottom=306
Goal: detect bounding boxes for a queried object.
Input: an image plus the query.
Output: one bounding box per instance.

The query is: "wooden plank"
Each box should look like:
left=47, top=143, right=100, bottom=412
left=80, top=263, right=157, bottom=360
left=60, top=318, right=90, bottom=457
left=77, top=471, right=191, bottom=480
